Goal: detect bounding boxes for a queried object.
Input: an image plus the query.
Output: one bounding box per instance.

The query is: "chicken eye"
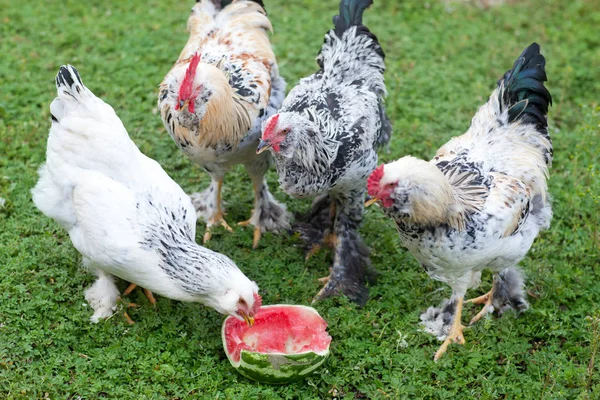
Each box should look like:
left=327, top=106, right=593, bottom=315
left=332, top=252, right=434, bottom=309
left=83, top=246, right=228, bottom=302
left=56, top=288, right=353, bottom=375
left=238, top=298, right=247, bottom=305
left=387, top=183, right=395, bottom=187
left=281, top=128, right=290, bottom=135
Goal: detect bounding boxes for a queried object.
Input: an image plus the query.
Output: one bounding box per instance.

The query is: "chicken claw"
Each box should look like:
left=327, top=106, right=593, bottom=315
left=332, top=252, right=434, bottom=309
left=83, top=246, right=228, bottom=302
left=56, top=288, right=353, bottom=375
left=434, top=297, right=466, bottom=361
left=203, top=212, right=234, bottom=243
left=467, top=288, right=494, bottom=325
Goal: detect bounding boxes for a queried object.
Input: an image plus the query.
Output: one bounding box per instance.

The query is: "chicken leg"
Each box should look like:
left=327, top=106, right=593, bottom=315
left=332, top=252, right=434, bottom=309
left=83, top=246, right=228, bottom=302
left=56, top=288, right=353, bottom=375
left=190, top=178, right=233, bottom=243
left=306, top=202, right=338, bottom=260
left=122, top=283, right=157, bottom=306
left=313, top=191, right=375, bottom=305
left=434, top=297, right=466, bottom=361
left=239, top=162, right=290, bottom=249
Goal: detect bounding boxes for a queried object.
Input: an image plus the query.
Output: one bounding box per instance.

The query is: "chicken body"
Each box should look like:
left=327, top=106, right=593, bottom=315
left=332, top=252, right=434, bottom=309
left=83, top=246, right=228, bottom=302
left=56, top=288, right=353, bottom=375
left=258, top=0, right=391, bottom=305
left=367, top=43, right=552, bottom=359
left=158, top=0, right=288, bottom=248
left=33, top=66, right=261, bottom=324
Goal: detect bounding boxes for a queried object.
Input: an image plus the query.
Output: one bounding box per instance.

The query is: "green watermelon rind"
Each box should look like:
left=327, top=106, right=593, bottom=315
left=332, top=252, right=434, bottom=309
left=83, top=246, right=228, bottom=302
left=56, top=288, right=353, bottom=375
left=221, top=305, right=331, bottom=384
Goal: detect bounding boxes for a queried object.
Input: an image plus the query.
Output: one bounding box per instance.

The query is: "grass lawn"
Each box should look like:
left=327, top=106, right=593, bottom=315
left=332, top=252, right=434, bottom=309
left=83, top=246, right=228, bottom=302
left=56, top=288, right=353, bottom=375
left=1, top=0, right=599, bottom=398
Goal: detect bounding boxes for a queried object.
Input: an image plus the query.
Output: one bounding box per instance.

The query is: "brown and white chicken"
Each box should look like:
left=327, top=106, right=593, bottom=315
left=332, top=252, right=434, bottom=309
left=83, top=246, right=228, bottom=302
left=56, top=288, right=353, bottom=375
left=158, top=0, right=289, bottom=248
left=366, top=43, right=552, bottom=360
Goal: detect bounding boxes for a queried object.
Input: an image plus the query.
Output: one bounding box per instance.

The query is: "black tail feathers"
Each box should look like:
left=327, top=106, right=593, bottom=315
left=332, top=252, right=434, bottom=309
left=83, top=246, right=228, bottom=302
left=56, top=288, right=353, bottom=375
left=56, top=65, right=83, bottom=91
left=499, top=43, right=552, bottom=134
left=333, top=0, right=374, bottom=36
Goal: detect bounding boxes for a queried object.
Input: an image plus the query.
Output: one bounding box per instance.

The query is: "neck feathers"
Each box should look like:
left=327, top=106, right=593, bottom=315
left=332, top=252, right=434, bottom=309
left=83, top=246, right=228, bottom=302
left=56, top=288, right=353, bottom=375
left=189, top=64, right=252, bottom=148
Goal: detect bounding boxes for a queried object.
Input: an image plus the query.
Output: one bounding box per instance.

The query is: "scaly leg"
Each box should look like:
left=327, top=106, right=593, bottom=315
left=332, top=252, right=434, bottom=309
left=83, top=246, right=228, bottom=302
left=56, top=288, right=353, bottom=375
left=434, top=297, right=466, bottom=361
left=239, top=163, right=290, bottom=249
left=202, top=179, right=233, bottom=243
left=238, top=181, right=263, bottom=249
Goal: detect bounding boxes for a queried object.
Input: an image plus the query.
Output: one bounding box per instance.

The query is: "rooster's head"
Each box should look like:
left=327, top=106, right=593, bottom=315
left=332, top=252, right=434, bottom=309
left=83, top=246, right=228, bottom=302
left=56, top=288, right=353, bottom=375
left=366, top=157, right=457, bottom=226
left=366, top=164, right=398, bottom=208
left=175, top=53, right=203, bottom=114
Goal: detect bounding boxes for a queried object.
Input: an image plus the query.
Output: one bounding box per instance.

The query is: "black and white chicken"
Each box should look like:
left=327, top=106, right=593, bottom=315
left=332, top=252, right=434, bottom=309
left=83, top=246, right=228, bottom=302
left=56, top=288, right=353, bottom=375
left=366, top=43, right=552, bottom=360
left=33, top=66, right=261, bottom=324
left=257, top=0, right=391, bottom=305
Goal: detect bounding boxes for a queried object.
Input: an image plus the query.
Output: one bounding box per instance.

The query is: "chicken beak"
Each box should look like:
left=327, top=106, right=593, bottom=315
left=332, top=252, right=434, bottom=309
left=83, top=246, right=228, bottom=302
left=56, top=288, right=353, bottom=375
left=256, top=139, right=271, bottom=154
left=242, top=313, right=255, bottom=326
left=178, top=99, right=186, bottom=110
left=365, top=197, right=379, bottom=207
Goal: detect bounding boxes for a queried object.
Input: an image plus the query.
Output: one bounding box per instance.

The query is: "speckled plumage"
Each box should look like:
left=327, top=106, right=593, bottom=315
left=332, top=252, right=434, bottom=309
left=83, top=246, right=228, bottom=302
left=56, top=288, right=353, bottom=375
left=33, top=66, right=260, bottom=323
left=369, top=43, right=552, bottom=338
left=260, top=0, right=390, bottom=304
left=158, top=0, right=289, bottom=241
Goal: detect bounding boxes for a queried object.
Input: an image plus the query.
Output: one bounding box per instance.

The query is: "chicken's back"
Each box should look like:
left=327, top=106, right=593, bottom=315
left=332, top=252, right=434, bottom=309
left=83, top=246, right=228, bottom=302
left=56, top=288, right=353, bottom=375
left=436, top=43, right=552, bottom=201
left=34, top=66, right=196, bottom=235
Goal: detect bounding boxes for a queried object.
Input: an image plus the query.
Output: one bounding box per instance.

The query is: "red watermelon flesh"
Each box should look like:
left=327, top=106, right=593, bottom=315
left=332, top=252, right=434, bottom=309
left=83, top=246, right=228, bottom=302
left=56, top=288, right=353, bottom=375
left=224, top=305, right=332, bottom=363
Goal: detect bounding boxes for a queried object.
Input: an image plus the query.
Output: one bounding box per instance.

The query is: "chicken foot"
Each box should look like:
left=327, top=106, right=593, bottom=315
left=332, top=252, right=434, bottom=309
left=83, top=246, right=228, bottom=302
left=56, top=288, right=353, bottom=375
left=239, top=168, right=290, bottom=249
left=434, top=297, right=466, bottom=361
left=191, top=179, right=233, bottom=244
left=467, top=284, right=495, bottom=325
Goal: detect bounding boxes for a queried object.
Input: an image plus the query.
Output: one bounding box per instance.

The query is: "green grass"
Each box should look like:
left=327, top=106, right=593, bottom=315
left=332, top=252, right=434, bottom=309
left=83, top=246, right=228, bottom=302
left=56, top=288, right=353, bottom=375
left=1, top=0, right=599, bottom=398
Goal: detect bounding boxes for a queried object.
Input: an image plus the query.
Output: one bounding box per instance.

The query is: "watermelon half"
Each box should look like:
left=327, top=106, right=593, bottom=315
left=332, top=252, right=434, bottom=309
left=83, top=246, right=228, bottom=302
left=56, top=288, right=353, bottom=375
left=222, top=304, right=332, bottom=384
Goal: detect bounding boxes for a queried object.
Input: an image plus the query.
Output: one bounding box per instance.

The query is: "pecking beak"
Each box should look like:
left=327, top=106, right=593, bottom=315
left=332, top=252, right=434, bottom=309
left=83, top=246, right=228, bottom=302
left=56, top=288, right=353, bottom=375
left=256, top=139, right=271, bottom=154
left=365, top=196, right=379, bottom=207
left=242, top=313, right=255, bottom=326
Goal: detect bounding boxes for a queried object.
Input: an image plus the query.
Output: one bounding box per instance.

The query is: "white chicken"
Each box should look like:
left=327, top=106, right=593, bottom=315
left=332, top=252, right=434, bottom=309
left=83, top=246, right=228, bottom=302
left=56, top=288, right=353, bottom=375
left=32, top=65, right=261, bottom=324
left=366, top=43, right=552, bottom=360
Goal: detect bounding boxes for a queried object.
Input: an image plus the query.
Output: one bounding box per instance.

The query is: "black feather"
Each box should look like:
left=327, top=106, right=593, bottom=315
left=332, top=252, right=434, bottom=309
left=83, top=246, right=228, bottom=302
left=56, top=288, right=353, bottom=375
left=498, top=43, right=552, bottom=136
left=333, top=0, right=373, bottom=35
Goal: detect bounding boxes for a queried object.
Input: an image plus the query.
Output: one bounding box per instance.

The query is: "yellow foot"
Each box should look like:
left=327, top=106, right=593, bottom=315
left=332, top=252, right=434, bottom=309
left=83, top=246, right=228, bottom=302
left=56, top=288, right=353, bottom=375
left=203, top=212, right=234, bottom=243
left=434, top=297, right=466, bottom=361
left=122, top=283, right=157, bottom=307
left=312, top=268, right=333, bottom=302
left=434, top=323, right=466, bottom=361
left=237, top=218, right=262, bottom=249
left=467, top=289, right=494, bottom=325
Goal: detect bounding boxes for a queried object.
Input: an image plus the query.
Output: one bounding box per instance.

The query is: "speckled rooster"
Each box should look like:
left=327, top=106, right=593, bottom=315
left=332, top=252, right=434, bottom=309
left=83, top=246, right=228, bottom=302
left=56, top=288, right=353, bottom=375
left=257, top=0, right=391, bottom=305
left=158, top=0, right=289, bottom=248
left=366, top=43, right=552, bottom=360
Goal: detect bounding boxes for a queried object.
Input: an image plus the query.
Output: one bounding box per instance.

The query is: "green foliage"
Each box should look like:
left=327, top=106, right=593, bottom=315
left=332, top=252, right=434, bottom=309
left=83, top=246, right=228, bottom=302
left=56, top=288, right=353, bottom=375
left=1, top=0, right=599, bottom=398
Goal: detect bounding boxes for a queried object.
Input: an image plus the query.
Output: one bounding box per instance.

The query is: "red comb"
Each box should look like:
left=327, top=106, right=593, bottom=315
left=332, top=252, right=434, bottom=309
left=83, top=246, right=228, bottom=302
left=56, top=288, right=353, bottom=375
left=262, top=114, right=279, bottom=140
left=367, top=164, right=385, bottom=196
left=178, top=53, right=201, bottom=100
left=252, top=293, right=262, bottom=314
